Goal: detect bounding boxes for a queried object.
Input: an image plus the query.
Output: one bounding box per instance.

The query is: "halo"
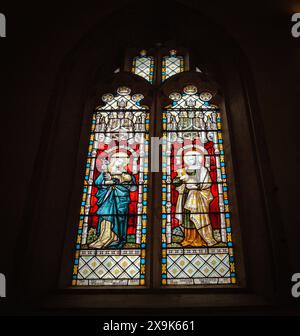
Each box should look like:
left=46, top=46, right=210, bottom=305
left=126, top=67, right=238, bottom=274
left=176, top=145, right=207, bottom=157
left=95, top=148, right=138, bottom=172
left=184, top=149, right=204, bottom=157
left=175, top=145, right=207, bottom=168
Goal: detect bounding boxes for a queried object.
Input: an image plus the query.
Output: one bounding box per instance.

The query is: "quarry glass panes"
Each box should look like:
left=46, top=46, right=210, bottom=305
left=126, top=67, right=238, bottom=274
left=132, top=50, right=154, bottom=83
left=162, top=49, right=184, bottom=81
left=72, top=87, right=149, bottom=286
left=161, top=85, right=236, bottom=286
left=132, top=49, right=184, bottom=83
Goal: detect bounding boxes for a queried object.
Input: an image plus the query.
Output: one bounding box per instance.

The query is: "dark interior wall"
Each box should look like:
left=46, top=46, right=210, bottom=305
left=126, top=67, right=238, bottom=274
left=218, top=2, right=300, bottom=274
left=0, top=0, right=299, bottom=312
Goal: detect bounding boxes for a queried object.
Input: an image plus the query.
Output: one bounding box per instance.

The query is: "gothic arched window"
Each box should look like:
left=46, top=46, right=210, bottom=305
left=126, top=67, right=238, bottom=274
left=72, top=48, right=241, bottom=288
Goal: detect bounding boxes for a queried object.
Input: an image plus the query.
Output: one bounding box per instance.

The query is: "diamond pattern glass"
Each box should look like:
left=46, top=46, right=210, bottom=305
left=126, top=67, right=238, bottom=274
left=162, top=50, right=184, bottom=81
left=132, top=50, right=154, bottom=83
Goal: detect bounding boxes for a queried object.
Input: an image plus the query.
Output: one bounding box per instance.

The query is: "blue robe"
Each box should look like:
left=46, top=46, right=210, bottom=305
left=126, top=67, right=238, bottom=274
left=95, top=172, right=136, bottom=248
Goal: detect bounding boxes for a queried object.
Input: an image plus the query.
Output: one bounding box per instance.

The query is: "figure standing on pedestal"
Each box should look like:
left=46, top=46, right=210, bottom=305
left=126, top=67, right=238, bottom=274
left=174, top=150, right=217, bottom=247
left=89, top=152, right=137, bottom=249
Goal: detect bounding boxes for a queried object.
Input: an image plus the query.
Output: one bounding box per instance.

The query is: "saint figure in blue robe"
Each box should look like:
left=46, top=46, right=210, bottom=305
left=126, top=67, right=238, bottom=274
left=89, top=153, right=137, bottom=249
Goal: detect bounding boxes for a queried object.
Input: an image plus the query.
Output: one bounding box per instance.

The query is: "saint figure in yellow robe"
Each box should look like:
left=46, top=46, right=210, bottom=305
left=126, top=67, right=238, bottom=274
left=174, top=151, right=217, bottom=247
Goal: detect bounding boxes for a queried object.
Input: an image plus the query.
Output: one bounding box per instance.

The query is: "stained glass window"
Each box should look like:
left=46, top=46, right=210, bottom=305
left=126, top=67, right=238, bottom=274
left=162, top=49, right=184, bottom=81
left=72, top=48, right=240, bottom=288
left=161, top=85, right=236, bottom=286
left=72, top=86, right=149, bottom=286
left=132, top=50, right=155, bottom=83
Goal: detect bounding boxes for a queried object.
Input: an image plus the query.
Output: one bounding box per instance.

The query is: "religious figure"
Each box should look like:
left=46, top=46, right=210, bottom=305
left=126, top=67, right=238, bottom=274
left=174, top=150, right=217, bottom=247
left=89, top=152, right=137, bottom=249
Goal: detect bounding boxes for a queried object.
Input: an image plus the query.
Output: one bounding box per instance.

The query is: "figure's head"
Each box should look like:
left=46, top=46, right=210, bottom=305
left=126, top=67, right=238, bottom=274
left=110, top=152, right=129, bottom=170
left=183, top=151, right=203, bottom=167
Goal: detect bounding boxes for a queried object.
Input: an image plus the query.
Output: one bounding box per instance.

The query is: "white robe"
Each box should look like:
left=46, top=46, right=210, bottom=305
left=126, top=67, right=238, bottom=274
left=175, top=166, right=217, bottom=246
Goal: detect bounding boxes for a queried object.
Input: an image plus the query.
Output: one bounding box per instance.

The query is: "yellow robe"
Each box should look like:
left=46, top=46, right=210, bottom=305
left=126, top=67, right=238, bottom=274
left=175, top=167, right=217, bottom=246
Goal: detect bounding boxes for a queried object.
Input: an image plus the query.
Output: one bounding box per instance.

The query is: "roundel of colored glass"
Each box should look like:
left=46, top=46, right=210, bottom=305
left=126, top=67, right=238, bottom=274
left=199, top=92, right=213, bottom=102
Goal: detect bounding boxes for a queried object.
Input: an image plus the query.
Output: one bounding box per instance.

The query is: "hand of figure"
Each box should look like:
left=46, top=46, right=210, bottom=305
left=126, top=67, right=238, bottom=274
left=180, top=174, right=188, bottom=181
left=104, top=173, right=111, bottom=180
